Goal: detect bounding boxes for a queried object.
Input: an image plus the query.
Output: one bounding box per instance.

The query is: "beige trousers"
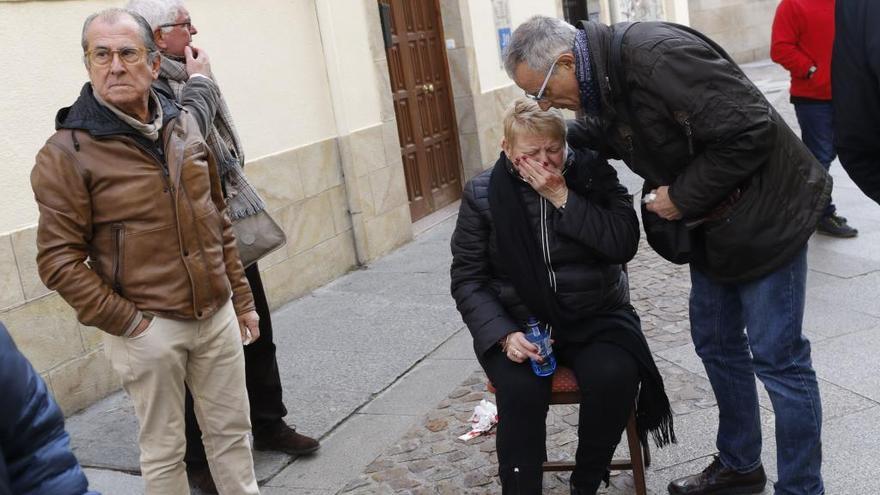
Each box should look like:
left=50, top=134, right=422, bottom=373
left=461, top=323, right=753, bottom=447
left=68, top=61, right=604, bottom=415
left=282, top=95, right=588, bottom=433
left=103, top=300, right=259, bottom=495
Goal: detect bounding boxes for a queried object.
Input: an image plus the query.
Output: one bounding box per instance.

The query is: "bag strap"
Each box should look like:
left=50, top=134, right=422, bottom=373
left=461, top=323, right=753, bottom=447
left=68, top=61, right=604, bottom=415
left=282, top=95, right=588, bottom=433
left=609, top=22, right=652, bottom=156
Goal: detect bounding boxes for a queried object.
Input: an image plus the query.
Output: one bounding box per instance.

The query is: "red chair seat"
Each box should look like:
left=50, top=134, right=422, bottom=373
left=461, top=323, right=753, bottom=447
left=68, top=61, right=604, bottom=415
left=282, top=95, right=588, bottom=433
left=486, top=365, right=578, bottom=394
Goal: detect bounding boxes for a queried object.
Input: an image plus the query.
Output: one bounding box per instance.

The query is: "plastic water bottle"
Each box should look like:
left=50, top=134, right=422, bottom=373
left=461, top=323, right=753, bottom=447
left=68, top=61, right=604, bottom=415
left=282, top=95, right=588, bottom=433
left=525, top=317, right=556, bottom=377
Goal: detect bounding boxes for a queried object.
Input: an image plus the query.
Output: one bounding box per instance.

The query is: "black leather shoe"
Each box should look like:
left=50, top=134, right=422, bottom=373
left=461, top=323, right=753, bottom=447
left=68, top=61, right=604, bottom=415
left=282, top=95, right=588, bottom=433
left=253, top=421, right=320, bottom=455
left=668, top=456, right=766, bottom=495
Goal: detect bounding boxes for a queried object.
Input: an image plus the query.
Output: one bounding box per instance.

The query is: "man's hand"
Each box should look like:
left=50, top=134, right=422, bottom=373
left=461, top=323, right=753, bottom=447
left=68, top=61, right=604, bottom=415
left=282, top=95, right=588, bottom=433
left=645, top=186, right=682, bottom=220
left=185, top=45, right=212, bottom=78
left=513, top=156, right=569, bottom=208
left=238, top=311, right=260, bottom=345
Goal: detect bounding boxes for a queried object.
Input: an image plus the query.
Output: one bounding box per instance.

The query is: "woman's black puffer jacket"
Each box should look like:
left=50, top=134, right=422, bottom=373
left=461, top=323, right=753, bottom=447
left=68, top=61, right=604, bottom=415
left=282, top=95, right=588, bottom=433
left=450, top=148, right=640, bottom=358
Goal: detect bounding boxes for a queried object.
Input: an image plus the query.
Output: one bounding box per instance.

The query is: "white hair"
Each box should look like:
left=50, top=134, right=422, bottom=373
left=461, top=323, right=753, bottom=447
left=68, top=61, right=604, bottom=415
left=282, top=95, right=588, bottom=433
left=503, top=15, right=577, bottom=78
left=125, top=0, right=185, bottom=33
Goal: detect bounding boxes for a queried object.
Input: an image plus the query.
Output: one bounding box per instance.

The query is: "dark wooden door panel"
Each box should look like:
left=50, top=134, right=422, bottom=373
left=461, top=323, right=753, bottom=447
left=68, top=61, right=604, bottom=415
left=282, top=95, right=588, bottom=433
left=382, top=0, right=462, bottom=221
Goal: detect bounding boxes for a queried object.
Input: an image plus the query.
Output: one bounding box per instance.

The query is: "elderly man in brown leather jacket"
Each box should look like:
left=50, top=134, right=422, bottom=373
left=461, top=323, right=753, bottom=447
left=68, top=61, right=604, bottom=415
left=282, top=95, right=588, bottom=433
left=31, top=8, right=260, bottom=495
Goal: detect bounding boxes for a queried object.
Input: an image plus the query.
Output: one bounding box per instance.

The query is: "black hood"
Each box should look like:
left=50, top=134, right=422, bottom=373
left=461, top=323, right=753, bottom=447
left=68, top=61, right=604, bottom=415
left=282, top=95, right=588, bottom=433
left=55, top=83, right=181, bottom=138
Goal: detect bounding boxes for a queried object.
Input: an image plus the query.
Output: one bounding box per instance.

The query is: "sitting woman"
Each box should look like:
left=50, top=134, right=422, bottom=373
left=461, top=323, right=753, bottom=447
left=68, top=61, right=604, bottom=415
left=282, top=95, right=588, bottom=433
left=451, top=99, right=675, bottom=494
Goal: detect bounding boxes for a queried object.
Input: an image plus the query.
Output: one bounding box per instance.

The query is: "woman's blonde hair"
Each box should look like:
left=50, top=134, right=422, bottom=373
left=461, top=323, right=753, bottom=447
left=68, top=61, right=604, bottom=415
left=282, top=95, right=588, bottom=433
left=502, top=98, right=567, bottom=146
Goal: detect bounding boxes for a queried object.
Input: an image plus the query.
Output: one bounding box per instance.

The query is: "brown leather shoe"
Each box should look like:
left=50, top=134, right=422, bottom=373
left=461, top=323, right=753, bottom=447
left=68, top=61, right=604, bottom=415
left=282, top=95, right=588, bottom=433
left=187, top=464, right=218, bottom=495
left=668, top=456, right=766, bottom=495
left=253, top=422, right=320, bottom=456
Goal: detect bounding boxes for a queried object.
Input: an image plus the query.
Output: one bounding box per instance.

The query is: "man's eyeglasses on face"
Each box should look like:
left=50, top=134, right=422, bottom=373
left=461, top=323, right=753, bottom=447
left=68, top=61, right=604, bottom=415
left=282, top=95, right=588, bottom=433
left=85, top=47, right=149, bottom=67
left=159, top=20, right=193, bottom=31
left=524, top=57, right=562, bottom=102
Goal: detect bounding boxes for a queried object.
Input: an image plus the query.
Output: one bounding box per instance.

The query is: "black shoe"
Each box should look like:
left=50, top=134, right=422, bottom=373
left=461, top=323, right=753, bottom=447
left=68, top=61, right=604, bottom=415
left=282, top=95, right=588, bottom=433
left=668, top=456, right=766, bottom=495
left=187, top=464, right=218, bottom=494
left=817, top=214, right=858, bottom=238
left=253, top=421, right=320, bottom=455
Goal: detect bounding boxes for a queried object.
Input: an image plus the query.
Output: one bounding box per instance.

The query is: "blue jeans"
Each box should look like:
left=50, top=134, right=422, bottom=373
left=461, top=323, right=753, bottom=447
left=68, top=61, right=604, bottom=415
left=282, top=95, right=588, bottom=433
left=689, top=247, right=823, bottom=494
left=794, top=101, right=836, bottom=217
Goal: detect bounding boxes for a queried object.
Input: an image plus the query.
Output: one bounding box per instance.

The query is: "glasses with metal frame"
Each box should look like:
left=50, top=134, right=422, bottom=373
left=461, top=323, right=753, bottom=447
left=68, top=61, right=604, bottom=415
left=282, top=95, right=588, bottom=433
left=524, top=56, right=562, bottom=102
left=159, top=20, right=193, bottom=30
left=84, top=47, right=150, bottom=67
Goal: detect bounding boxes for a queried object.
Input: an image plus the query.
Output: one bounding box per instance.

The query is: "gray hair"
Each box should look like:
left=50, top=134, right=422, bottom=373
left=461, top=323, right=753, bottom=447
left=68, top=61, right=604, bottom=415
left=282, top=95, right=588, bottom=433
left=503, top=15, right=577, bottom=78
left=81, top=8, right=160, bottom=66
left=125, top=0, right=185, bottom=33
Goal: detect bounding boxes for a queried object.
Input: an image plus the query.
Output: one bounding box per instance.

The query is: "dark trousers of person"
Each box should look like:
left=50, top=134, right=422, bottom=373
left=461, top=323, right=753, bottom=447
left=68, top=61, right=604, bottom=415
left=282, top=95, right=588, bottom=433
left=185, top=263, right=287, bottom=467
left=794, top=100, right=837, bottom=217
left=482, top=341, right=639, bottom=494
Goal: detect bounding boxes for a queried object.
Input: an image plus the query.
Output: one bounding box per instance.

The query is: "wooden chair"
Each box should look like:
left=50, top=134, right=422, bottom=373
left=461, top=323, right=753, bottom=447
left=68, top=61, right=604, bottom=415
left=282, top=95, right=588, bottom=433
left=488, top=366, right=649, bottom=495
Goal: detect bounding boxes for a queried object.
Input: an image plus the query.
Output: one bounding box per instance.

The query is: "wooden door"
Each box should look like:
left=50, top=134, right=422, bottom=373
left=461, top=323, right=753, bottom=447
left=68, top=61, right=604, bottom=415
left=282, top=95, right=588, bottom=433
left=382, top=0, right=462, bottom=221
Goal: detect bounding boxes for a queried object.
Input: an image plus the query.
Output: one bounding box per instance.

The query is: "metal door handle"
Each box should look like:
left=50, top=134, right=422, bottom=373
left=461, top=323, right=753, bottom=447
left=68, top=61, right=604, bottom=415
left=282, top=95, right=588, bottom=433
left=428, top=83, right=435, bottom=92
left=422, top=83, right=435, bottom=93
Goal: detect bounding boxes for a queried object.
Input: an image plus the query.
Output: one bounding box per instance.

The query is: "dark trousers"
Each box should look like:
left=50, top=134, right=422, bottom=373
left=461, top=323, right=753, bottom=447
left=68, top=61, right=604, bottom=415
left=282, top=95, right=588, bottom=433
left=185, top=263, right=287, bottom=466
left=482, top=341, right=639, bottom=494
left=794, top=101, right=837, bottom=217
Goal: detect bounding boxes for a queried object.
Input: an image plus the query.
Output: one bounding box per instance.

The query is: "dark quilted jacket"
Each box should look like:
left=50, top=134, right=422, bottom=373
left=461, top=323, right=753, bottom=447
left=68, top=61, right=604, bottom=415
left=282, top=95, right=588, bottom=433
left=568, top=21, right=831, bottom=283
left=450, top=149, right=639, bottom=358
left=0, top=323, right=98, bottom=495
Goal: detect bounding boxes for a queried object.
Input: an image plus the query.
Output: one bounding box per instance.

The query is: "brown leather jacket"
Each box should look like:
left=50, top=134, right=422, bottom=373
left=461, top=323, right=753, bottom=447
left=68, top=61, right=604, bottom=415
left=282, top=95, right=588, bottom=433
left=32, top=82, right=254, bottom=336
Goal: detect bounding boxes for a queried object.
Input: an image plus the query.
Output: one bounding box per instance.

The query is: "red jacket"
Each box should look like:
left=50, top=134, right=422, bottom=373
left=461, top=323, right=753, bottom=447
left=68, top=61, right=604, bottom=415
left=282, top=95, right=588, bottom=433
left=771, top=0, right=834, bottom=101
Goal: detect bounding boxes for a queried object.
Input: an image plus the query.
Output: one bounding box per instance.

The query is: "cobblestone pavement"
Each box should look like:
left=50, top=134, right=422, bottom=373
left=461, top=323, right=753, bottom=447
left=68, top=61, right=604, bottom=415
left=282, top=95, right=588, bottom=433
left=337, top=240, right=707, bottom=495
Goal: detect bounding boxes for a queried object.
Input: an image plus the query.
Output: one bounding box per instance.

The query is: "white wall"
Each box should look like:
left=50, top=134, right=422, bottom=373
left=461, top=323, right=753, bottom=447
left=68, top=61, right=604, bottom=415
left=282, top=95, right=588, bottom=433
left=466, top=0, right=559, bottom=93
left=0, top=1, right=107, bottom=234
left=313, top=0, right=383, bottom=135
left=0, top=0, right=383, bottom=234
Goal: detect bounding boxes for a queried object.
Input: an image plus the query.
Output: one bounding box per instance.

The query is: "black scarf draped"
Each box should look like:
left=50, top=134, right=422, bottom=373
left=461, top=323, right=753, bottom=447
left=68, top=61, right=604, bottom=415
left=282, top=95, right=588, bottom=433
left=488, top=152, right=675, bottom=448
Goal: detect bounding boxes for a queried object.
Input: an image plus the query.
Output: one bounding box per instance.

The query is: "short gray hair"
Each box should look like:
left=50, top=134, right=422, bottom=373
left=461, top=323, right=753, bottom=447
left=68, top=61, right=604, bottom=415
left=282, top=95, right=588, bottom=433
left=81, top=8, right=159, bottom=66
left=503, top=15, right=577, bottom=79
left=126, top=0, right=185, bottom=33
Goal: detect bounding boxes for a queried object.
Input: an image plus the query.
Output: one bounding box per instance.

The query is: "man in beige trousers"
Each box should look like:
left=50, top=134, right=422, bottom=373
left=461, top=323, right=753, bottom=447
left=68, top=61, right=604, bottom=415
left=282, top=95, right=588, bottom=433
left=31, top=8, right=260, bottom=494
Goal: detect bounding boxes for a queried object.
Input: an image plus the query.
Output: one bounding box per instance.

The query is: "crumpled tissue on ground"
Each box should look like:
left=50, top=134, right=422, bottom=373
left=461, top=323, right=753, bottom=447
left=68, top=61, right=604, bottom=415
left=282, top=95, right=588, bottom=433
left=457, top=399, right=498, bottom=441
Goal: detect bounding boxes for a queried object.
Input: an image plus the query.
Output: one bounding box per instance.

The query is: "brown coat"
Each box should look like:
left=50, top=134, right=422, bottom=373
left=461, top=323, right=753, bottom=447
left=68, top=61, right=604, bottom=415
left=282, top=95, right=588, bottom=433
left=31, top=84, right=254, bottom=335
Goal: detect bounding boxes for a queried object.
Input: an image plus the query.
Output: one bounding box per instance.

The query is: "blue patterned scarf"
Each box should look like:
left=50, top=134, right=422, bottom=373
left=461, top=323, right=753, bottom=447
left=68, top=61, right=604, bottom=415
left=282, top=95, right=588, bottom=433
left=573, top=29, right=601, bottom=116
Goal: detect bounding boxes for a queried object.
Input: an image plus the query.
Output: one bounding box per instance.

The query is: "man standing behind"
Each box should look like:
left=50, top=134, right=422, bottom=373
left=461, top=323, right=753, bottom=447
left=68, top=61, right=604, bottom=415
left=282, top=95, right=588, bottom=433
left=504, top=16, right=829, bottom=495
left=32, top=8, right=260, bottom=494
left=772, top=0, right=858, bottom=237
left=125, top=1, right=319, bottom=492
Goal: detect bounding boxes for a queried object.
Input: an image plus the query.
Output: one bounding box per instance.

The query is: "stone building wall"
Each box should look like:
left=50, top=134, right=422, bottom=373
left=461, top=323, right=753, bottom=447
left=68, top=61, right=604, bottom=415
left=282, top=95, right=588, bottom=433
left=689, top=0, right=777, bottom=63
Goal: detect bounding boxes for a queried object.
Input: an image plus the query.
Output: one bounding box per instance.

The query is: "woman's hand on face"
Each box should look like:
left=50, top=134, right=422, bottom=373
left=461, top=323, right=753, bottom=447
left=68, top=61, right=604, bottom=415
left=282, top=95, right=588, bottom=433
left=513, top=155, right=569, bottom=208
left=503, top=331, right=542, bottom=364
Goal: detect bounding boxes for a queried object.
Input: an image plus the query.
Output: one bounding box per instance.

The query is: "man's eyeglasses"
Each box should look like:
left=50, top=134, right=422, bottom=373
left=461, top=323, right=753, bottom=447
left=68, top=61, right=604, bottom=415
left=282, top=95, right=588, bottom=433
left=84, top=47, right=150, bottom=67
left=524, top=57, right=562, bottom=102
left=159, top=20, right=193, bottom=31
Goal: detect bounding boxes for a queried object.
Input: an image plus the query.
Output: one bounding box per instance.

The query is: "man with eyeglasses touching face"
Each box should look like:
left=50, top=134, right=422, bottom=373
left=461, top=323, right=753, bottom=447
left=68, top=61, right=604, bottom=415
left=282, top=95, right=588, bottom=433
left=126, top=1, right=320, bottom=492
left=31, top=8, right=260, bottom=494
left=506, top=16, right=831, bottom=495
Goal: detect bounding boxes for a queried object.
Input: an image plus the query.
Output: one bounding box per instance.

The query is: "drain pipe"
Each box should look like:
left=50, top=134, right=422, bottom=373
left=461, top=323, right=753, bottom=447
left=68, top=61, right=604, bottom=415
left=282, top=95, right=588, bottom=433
left=314, top=0, right=368, bottom=265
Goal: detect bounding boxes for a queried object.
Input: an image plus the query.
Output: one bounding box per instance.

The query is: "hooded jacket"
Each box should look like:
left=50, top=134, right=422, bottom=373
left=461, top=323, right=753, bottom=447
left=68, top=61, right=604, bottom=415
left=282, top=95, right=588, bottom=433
left=31, top=80, right=254, bottom=335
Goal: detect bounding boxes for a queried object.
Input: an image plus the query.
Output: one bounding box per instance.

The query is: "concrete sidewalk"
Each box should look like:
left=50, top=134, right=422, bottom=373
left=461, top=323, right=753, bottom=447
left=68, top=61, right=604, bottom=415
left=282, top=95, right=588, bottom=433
left=71, top=60, right=880, bottom=494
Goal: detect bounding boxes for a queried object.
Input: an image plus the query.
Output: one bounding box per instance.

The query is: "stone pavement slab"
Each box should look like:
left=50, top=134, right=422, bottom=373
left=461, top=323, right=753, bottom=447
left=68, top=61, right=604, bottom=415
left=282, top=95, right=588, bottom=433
left=266, top=413, right=416, bottom=492
left=84, top=468, right=143, bottom=494
left=812, top=327, right=880, bottom=402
